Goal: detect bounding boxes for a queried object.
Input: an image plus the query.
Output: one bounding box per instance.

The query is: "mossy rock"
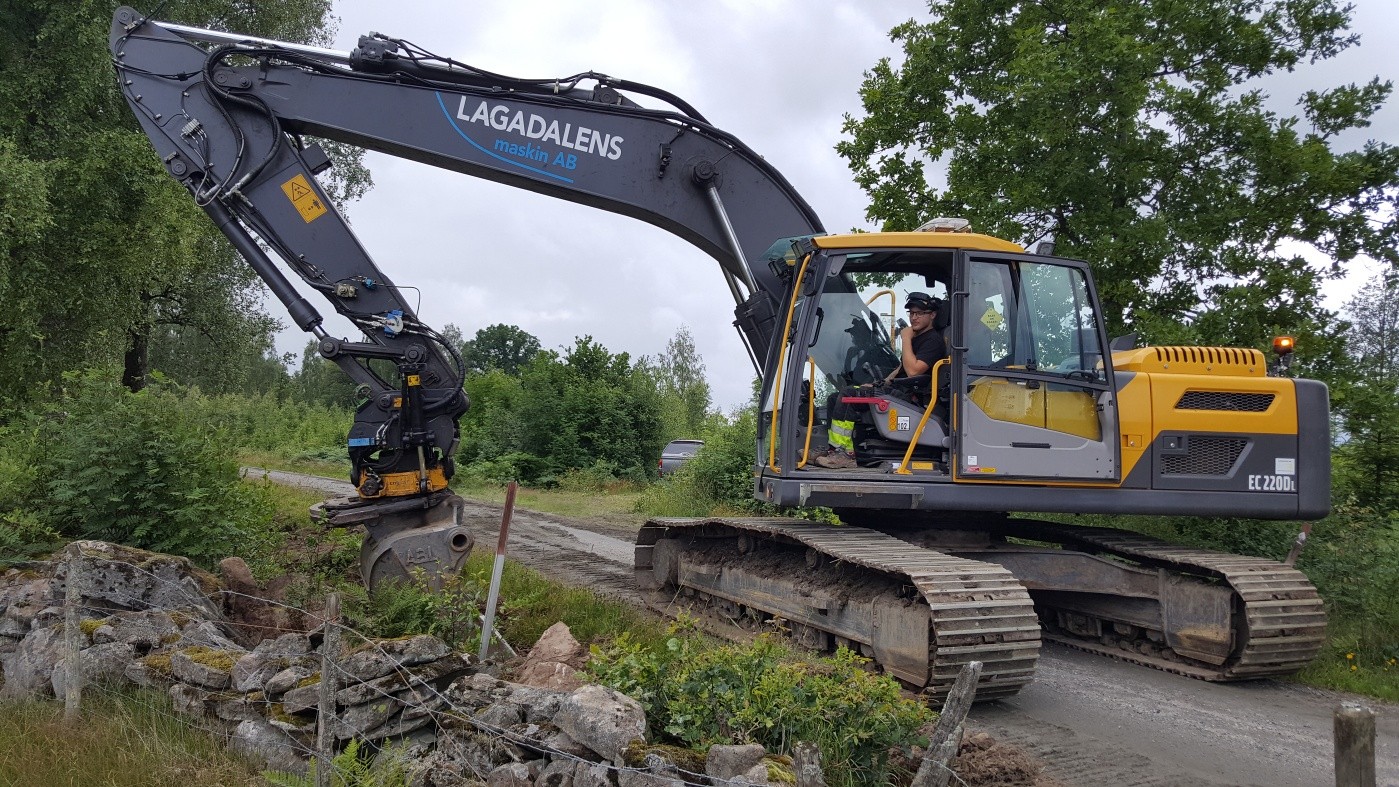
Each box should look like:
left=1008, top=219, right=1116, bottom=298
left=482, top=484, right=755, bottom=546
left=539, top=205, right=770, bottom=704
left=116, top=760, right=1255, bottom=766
left=267, top=702, right=311, bottom=725
left=179, top=646, right=240, bottom=672
left=764, top=754, right=796, bottom=784
left=78, top=617, right=108, bottom=637
left=296, top=672, right=322, bottom=689
left=621, top=741, right=707, bottom=772
left=142, top=653, right=174, bottom=677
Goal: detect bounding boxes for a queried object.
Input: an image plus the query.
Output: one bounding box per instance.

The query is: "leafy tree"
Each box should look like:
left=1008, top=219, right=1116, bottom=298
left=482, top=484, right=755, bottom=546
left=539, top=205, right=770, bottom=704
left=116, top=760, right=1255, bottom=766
left=456, top=368, right=526, bottom=464
left=516, top=336, right=662, bottom=481
left=0, top=0, right=366, bottom=404
left=148, top=316, right=293, bottom=397
left=1334, top=275, right=1399, bottom=507
left=839, top=0, right=1399, bottom=357
left=291, top=339, right=361, bottom=408
left=460, top=323, right=541, bottom=376
left=639, top=326, right=712, bottom=440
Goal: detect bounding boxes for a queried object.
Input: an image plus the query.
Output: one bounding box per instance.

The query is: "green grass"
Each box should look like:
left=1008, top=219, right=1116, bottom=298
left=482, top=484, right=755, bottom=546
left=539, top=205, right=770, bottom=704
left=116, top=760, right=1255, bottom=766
left=451, top=477, right=647, bottom=525
left=459, top=550, right=668, bottom=650
left=0, top=684, right=266, bottom=787
left=1291, top=626, right=1399, bottom=702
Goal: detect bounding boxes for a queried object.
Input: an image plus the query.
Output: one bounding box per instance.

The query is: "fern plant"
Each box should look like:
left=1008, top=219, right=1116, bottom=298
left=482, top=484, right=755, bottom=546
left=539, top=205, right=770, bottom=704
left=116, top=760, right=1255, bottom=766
left=262, top=739, right=409, bottom=787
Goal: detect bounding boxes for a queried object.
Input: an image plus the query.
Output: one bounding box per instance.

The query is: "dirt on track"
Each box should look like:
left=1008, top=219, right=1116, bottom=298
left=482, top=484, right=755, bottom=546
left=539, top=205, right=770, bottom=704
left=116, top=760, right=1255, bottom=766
left=248, top=470, right=1399, bottom=787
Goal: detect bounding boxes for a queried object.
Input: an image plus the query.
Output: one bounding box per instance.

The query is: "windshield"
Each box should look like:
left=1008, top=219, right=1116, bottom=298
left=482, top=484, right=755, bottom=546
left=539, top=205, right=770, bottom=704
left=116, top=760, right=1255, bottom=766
left=807, top=273, right=903, bottom=389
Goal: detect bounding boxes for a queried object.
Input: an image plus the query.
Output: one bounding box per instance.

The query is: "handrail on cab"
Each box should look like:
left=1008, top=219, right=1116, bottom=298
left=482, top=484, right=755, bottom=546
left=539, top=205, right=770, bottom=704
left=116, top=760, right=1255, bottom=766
left=894, top=357, right=949, bottom=475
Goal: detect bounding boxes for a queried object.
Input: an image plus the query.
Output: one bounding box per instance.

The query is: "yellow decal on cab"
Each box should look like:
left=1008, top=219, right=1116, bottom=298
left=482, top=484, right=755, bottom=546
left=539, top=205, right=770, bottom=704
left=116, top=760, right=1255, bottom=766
left=981, top=305, right=1004, bottom=332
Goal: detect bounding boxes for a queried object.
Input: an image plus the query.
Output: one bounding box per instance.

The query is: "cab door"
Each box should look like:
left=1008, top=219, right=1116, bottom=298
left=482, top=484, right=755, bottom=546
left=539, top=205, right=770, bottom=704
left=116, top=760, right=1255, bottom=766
left=951, top=253, right=1120, bottom=482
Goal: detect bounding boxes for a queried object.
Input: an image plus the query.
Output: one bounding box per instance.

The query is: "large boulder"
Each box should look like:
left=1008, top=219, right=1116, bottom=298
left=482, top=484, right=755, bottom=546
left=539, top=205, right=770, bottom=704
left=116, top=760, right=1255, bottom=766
left=338, top=634, right=452, bottom=682
left=0, top=625, right=64, bottom=697
left=64, top=541, right=221, bottom=620
left=51, top=642, right=136, bottom=699
left=554, top=684, right=647, bottom=763
left=517, top=622, right=588, bottom=691
left=230, top=718, right=309, bottom=773
left=218, top=557, right=311, bottom=646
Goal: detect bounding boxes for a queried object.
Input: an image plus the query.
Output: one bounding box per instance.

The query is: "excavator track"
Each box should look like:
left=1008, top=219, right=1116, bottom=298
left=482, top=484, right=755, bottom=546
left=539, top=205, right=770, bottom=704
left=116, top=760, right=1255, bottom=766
left=635, top=517, right=1041, bottom=701
left=991, top=520, right=1327, bottom=681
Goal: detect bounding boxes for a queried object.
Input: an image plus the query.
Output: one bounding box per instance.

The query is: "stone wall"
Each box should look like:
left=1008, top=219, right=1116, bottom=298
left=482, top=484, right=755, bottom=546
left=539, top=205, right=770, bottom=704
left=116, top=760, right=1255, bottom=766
left=0, top=542, right=787, bottom=786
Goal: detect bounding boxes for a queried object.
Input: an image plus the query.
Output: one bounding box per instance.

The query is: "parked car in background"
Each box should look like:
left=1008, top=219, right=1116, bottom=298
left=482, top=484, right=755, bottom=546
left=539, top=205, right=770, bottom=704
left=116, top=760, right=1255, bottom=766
left=658, top=439, right=704, bottom=477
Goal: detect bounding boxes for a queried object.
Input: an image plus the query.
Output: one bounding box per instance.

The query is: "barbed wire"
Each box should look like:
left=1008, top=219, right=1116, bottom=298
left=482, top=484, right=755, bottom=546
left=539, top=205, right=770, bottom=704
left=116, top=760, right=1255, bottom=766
left=14, top=549, right=845, bottom=787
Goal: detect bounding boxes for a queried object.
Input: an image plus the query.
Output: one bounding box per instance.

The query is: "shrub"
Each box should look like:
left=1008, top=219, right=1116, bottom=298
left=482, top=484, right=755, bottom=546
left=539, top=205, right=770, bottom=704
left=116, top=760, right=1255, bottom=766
left=636, top=409, right=839, bottom=524
left=589, top=627, right=932, bottom=787
left=636, top=409, right=761, bottom=517
left=341, top=572, right=481, bottom=651
left=0, top=369, right=272, bottom=563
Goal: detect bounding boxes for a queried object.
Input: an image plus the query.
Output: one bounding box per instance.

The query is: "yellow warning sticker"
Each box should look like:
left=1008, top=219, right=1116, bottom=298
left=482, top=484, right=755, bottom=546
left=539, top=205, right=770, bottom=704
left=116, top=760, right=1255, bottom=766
left=980, top=306, right=1004, bottom=331
left=407, top=374, right=421, bottom=387
left=280, top=173, right=327, bottom=223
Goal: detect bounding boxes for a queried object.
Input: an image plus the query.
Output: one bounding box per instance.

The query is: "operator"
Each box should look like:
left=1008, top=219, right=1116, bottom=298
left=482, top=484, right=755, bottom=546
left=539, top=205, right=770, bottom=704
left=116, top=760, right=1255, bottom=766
left=816, top=293, right=947, bottom=469
left=891, top=292, right=947, bottom=380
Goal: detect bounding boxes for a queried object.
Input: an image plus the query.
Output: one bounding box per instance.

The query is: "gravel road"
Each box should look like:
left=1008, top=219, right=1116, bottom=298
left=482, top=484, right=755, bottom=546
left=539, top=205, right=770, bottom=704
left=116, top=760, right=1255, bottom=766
left=246, top=469, right=1399, bottom=786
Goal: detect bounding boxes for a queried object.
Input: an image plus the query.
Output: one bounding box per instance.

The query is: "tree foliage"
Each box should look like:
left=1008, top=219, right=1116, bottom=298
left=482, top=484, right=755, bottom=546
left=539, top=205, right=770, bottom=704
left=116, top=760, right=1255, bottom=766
left=839, top=0, right=1399, bottom=354
left=1333, top=274, right=1399, bottom=507
left=0, top=0, right=364, bottom=405
left=459, top=323, right=541, bottom=376
left=638, top=326, right=712, bottom=441
left=513, top=336, right=662, bottom=482
left=291, top=339, right=361, bottom=408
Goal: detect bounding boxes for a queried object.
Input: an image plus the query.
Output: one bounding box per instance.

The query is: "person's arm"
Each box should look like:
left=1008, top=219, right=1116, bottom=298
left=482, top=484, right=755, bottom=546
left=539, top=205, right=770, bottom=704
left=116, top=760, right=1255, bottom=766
left=899, top=326, right=932, bottom=377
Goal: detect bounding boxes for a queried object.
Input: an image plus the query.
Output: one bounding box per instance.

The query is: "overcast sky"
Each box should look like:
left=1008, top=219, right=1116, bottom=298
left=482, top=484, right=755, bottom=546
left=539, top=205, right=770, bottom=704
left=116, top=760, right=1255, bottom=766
left=265, top=0, right=1397, bottom=412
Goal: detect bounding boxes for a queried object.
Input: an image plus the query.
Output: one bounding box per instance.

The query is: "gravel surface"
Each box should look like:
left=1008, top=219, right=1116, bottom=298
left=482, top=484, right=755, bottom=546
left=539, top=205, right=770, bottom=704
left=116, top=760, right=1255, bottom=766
left=248, top=469, right=1399, bottom=786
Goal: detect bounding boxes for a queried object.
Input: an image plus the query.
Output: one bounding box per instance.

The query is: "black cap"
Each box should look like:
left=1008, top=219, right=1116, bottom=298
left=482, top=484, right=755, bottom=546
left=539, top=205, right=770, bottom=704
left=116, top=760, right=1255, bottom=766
left=905, top=292, right=941, bottom=312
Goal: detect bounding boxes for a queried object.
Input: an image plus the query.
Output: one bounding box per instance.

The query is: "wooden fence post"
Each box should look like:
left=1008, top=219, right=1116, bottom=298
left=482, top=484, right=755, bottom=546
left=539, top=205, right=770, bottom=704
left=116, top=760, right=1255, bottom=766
left=1335, top=702, right=1376, bottom=787
left=911, top=660, right=983, bottom=787
left=62, top=544, right=83, bottom=721
left=793, top=741, right=826, bottom=787
left=315, top=593, right=341, bottom=787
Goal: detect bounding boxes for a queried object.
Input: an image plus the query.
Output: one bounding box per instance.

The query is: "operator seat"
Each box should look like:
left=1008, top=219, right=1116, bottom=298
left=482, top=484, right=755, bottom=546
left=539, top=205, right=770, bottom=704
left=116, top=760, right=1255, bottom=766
left=845, top=305, right=952, bottom=469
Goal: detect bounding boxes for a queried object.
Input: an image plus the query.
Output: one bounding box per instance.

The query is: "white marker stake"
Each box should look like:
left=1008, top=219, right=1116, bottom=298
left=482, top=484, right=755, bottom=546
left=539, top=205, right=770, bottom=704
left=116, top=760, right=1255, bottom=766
left=479, top=480, right=517, bottom=661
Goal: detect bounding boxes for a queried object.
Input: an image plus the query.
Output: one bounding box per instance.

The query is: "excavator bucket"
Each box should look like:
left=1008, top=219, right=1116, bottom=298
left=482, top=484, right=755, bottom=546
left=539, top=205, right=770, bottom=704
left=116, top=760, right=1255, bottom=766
left=313, top=491, right=474, bottom=592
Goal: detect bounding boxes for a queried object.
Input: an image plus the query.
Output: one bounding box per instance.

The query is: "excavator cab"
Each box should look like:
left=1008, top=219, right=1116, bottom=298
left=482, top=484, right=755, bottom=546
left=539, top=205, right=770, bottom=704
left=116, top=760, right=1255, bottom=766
left=756, top=230, right=1121, bottom=506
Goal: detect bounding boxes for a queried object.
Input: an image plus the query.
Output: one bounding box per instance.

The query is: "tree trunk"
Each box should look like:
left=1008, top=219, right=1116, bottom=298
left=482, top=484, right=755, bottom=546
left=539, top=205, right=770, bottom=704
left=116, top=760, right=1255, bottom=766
left=123, top=328, right=149, bottom=392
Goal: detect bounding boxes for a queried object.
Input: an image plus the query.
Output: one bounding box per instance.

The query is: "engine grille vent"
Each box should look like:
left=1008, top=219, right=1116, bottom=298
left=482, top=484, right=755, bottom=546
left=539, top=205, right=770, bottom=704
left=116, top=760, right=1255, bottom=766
left=1176, top=391, right=1275, bottom=412
left=1152, top=346, right=1262, bottom=366
left=1160, top=437, right=1248, bottom=476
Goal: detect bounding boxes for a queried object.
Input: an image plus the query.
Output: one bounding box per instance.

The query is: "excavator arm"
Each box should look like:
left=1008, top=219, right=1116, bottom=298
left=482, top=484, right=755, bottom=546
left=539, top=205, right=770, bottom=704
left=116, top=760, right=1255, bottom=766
left=109, top=7, right=823, bottom=584
left=110, top=8, right=822, bottom=361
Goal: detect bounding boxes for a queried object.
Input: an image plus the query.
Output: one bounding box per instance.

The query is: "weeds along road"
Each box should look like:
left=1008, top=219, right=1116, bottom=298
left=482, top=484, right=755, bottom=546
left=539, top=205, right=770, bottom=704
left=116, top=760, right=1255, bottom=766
left=250, top=470, right=1399, bottom=786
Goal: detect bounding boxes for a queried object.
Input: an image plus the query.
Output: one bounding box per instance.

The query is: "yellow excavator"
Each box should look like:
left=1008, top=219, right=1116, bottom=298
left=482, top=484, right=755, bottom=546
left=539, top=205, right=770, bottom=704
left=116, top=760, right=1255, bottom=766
left=111, top=8, right=1328, bottom=699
